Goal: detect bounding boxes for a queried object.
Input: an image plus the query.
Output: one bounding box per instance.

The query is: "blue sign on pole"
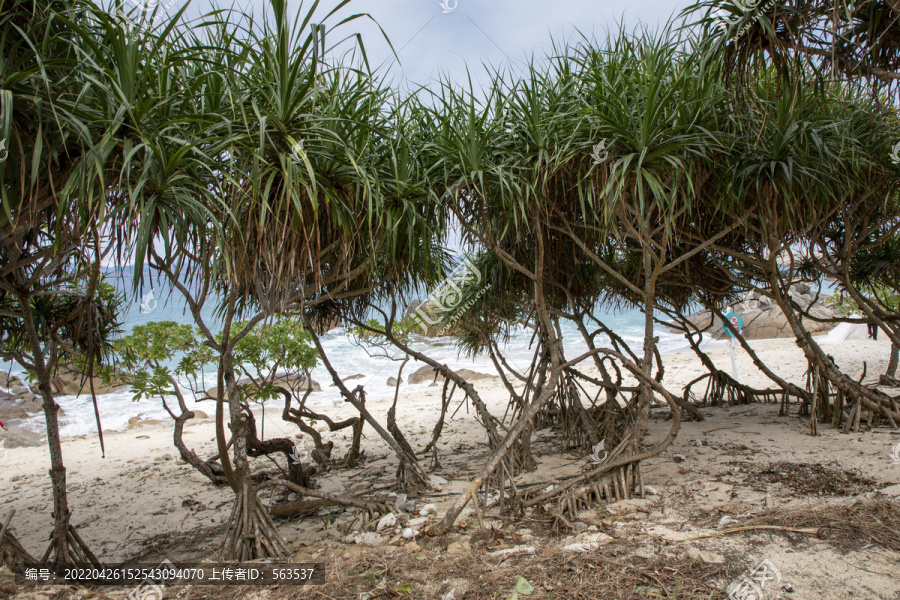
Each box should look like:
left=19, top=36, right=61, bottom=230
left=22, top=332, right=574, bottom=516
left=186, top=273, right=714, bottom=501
left=723, top=312, right=743, bottom=337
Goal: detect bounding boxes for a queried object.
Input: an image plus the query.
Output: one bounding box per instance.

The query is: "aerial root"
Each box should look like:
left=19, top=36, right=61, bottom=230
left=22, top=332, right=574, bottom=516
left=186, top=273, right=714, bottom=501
left=0, top=511, right=37, bottom=570
left=512, top=459, right=645, bottom=531
left=220, top=483, right=288, bottom=561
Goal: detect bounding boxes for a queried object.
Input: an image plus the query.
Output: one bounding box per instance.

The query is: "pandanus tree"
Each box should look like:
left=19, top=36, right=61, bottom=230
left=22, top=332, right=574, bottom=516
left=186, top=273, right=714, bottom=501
left=302, top=94, right=452, bottom=492
left=115, top=0, right=444, bottom=557
left=684, top=0, right=900, bottom=91
left=681, top=0, right=900, bottom=429
left=418, top=31, right=745, bottom=532
left=689, top=74, right=900, bottom=430
left=0, top=0, right=135, bottom=566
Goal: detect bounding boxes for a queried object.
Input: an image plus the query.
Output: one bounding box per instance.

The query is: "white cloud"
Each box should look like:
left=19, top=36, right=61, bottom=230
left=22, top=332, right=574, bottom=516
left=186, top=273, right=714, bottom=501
left=168, top=0, right=693, bottom=90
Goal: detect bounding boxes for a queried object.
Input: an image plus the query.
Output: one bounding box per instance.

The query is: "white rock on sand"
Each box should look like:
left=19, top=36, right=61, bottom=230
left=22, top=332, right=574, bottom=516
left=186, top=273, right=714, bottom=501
left=376, top=512, right=397, bottom=531
left=354, top=532, right=383, bottom=547
left=561, top=532, right=614, bottom=552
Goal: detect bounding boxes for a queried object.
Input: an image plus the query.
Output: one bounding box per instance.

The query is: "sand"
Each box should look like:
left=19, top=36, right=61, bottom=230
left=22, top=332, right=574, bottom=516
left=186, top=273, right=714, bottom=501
left=1, top=334, right=899, bottom=599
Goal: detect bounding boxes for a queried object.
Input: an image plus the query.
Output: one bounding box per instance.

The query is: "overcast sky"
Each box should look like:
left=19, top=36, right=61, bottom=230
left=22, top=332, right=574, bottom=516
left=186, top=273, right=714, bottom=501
left=171, top=0, right=694, bottom=90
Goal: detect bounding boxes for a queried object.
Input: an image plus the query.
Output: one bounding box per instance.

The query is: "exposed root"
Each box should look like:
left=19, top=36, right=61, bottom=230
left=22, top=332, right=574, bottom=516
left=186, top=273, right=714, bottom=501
left=0, top=511, right=36, bottom=570
left=219, top=481, right=289, bottom=561
left=39, top=523, right=100, bottom=568
left=244, top=406, right=315, bottom=487
left=684, top=370, right=786, bottom=407
left=257, top=479, right=392, bottom=517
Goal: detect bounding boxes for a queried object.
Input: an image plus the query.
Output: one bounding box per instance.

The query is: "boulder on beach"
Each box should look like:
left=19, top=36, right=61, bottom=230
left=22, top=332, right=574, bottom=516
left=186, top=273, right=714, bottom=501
left=127, top=416, right=169, bottom=430
left=677, top=284, right=837, bottom=340
left=387, top=377, right=399, bottom=387
left=407, top=365, right=497, bottom=385
left=0, top=406, right=30, bottom=421
left=50, top=364, right=132, bottom=396
left=271, top=373, right=321, bottom=393
left=329, top=374, right=365, bottom=387
left=206, top=373, right=320, bottom=399
left=0, top=425, right=44, bottom=448
left=455, top=369, right=497, bottom=382
left=408, top=366, right=443, bottom=385
left=1, top=374, right=37, bottom=403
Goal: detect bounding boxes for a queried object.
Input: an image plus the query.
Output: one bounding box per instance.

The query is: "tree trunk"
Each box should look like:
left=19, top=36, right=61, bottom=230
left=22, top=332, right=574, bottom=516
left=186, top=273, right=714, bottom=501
left=17, top=295, right=87, bottom=566
left=887, top=343, right=898, bottom=378
left=635, top=231, right=657, bottom=444
left=219, top=356, right=288, bottom=560
left=304, top=322, right=430, bottom=490
left=765, top=261, right=900, bottom=426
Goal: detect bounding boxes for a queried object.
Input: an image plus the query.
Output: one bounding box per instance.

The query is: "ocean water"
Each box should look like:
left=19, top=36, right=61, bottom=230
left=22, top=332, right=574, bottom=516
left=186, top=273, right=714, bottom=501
left=3, top=269, right=687, bottom=438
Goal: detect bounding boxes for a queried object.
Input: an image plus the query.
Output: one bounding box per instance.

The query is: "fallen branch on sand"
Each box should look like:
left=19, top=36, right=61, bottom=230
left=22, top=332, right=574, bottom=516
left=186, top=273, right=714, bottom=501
left=672, top=525, right=823, bottom=542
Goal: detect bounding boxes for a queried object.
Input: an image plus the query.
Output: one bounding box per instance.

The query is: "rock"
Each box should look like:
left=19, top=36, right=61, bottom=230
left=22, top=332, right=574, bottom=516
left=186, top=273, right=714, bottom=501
left=401, top=527, right=418, bottom=539
left=387, top=377, right=399, bottom=387
left=880, top=483, right=900, bottom=497
left=408, top=366, right=496, bottom=385
left=330, top=374, right=365, bottom=387
left=376, top=513, right=397, bottom=532
left=454, top=369, right=497, bottom=382
left=575, top=510, right=600, bottom=526
left=405, top=300, right=425, bottom=318
left=190, top=410, right=209, bottom=420
left=310, top=315, right=342, bottom=334
left=0, top=407, right=30, bottom=421
left=271, top=373, right=321, bottom=393
left=17, top=399, right=42, bottom=413
left=394, top=493, right=416, bottom=513
left=52, top=364, right=132, bottom=396
left=207, top=373, right=320, bottom=399
left=127, top=416, right=168, bottom=430
left=408, top=517, right=429, bottom=527
left=0, top=427, right=43, bottom=448
left=408, top=366, right=445, bottom=385
left=420, top=504, right=438, bottom=516
left=561, top=532, right=614, bottom=552
left=429, top=475, right=448, bottom=487
left=0, top=565, right=15, bottom=592
left=608, top=498, right=655, bottom=513
left=9, top=387, right=36, bottom=402
left=672, top=284, right=837, bottom=340
left=354, top=532, right=383, bottom=547
left=673, top=454, right=686, bottom=462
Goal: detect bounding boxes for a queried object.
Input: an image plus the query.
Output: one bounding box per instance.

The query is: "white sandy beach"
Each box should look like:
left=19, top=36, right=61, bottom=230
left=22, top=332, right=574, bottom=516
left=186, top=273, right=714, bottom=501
left=1, top=332, right=899, bottom=599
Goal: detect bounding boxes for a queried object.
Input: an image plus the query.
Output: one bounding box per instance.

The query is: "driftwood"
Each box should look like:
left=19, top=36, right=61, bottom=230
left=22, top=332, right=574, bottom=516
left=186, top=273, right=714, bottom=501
left=672, top=525, right=823, bottom=542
